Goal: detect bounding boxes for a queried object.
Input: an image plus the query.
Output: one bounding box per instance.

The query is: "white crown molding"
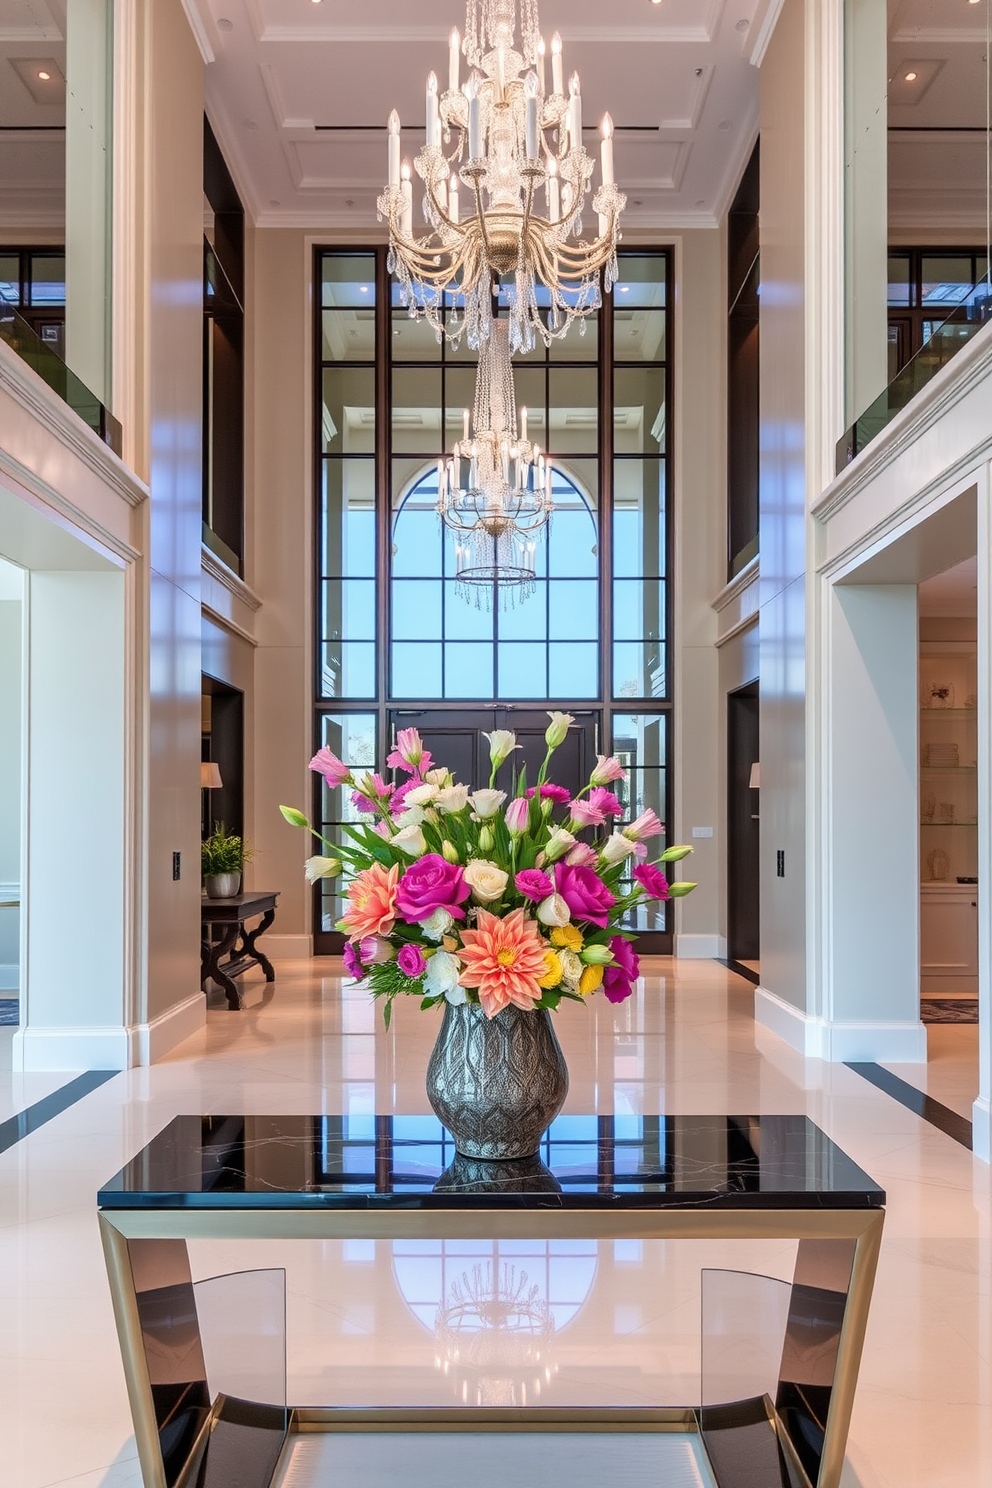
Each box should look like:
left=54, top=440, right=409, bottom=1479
left=0, top=340, right=147, bottom=517
left=180, top=0, right=218, bottom=64
left=254, top=206, right=719, bottom=231
left=711, top=114, right=760, bottom=224
left=744, top=0, right=786, bottom=67
left=889, top=27, right=987, bottom=45
left=813, top=320, right=992, bottom=529
left=201, top=545, right=262, bottom=611
left=203, top=101, right=264, bottom=225
left=712, top=556, right=759, bottom=613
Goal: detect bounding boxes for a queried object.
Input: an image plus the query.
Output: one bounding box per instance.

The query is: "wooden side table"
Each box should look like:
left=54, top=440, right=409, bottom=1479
left=200, top=890, right=279, bottom=1009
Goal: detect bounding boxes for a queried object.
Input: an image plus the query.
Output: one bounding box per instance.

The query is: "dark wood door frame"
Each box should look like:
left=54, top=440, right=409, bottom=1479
left=727, top=682, right=759, bottom=966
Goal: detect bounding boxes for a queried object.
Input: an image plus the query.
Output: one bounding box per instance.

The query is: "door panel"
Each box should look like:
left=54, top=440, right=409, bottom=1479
left=388, top=709, right=598, bottom=801
left=727, top=683, right=759, bottom=963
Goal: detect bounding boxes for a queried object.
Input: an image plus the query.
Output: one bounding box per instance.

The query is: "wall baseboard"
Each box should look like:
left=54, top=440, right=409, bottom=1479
left=12, top=1024, right=131, bottom=1073
left=0, top=965, right=18, bottom=991
left=135, top=991, right=205, bottom=1066
left=264, top=934, right=314, bottom=960
left=675, top=934, right=727, bottom=959
left=973, top=1096, right=991, bottom=1164
left=754, top=986, right=928, bottom=1062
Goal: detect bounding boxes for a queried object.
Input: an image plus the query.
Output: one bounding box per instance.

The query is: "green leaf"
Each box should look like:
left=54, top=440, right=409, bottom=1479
left=659, top=845, right=693, bottom=863
left=279, top=805, right=309, bottom=829
left=382, top=996, right=392, bottom=1029
left=668, top=881, right=698, bottom=897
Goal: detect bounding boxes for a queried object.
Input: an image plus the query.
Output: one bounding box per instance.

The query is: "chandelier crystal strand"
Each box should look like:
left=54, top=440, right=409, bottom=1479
left=377, top=0, right=626, bottom=353
left=437, top=319, right=554, bottom=609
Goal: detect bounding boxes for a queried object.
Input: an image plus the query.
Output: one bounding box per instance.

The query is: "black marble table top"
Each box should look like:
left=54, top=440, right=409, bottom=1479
left=98, top=1114, right=884, bottom=1211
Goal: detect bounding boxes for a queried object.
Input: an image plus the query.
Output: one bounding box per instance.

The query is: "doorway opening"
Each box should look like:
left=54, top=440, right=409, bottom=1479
left=727, top=682, right=759, bottom=977
left=201, top=676, right=244, bottom=842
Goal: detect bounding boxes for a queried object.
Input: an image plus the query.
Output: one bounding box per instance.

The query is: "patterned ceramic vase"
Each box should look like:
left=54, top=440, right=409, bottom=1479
left=426, top=1000, right=569, bottom=1160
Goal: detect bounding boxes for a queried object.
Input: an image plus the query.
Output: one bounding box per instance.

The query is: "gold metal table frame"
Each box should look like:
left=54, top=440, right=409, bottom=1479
left=99, top=1202, right=884, bottom=1488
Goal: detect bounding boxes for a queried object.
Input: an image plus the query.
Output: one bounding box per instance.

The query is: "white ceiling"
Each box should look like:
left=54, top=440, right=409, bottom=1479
left=192, top=0, right=766, bottom=230
left=918, top=556, right=978, bottom=617
left=887, top=0, right=990, bottom=239
left=0, top=0, right=66, bottom=236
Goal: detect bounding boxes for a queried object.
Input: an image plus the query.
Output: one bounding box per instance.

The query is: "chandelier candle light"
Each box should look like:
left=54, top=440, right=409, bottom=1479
left=378, top=0, right=627, bottom=353
left=438, top=319, right=553, bottom=606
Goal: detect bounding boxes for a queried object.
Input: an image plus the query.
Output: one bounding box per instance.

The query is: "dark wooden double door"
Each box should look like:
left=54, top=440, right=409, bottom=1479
left=388, top=708, right=599, bottom=801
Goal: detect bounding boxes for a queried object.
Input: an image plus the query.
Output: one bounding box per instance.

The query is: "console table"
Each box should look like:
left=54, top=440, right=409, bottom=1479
left=98, top=1113, right=884, bottom=1488
left=200, top=891, right=279, bottom=1009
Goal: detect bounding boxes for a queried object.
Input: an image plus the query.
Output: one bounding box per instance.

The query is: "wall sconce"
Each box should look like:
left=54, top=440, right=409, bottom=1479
left=749, top=762, right=759, bottom=819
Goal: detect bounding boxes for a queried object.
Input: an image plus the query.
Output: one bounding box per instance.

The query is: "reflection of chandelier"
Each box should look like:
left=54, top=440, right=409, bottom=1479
left=438, top=319, right=553, bottom=607
left=435, top=1261, right=557, bottom=1407
left=378, top=0, right=626, bottom=354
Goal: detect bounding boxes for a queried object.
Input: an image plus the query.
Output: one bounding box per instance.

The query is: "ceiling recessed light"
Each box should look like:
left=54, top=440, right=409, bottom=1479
left=650, top=0, right=663, bottom=6
left=244, top=119, right=257, bottom=129
left=37, top=69, right=51, bottom=80
left=735, top=18, right=750, bottom=30
left=269, top=198, right=280, bottom=206
left=217, top=17, right=233, bottom=29
left=904, top=70, right=918, bottom=81
left=718, top=119, right=732, bottom=130
left=696, top=199, right=706, bottom=207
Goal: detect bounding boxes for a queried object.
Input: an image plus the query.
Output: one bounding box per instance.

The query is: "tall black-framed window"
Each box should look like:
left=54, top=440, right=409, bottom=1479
left=727, top=141, right=759, bottom=581
left=314, top=247, right=672, bottom=953
left=202, top=118, right=245, bottom=575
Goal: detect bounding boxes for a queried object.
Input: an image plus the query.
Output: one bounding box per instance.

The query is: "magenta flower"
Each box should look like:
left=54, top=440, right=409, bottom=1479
left=555, top=862, right=616, bottom=928
left=397, top=943, right=427, bottom=978
left=504, top=796, right=530, bottom=834
left=565, top=842, right=599, bottom=868
left=391, top=778, right=419, bottom=817
left=603, top=936, right=640, bottom=1003
left=526, top=783, right=571, bottom=805
left=351, top=792, right=378, bottom=814
left=588, top=787, right=623, bottom=818
left=590, top=754, right=626, bottom=787
left=342, top=942, right=364, bottom=979
left=309, top=746, right=351, bottom=787
left=633, top=863, right=670, bottom=900
left=387, top=727, right=432, bottom=777
left=569, top=797, right=605, bottom=828
left=515, top=868, right=554, bottom=901
left=396, top=853, right=471, bottom=922
left=624, top=808, right=663, bottom=842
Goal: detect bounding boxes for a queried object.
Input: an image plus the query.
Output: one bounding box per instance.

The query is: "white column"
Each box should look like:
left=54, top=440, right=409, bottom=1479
left=843, top=0, right=889, bottom=426
left=974, top=466, right=992, bottom=1157
left=65, top=0, right=113, bottom=407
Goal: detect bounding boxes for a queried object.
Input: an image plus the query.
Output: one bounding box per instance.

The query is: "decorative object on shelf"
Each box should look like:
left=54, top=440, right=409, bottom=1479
left=937, top=801, right=956, bottom=823
left=378, top=0, right=626, bottom=354
left=201, top=822, right=254, bottom=900
left=438, top=319, right=553, bottom=605
left=921, top=790, right=936, bottom=822
left=924, top=741, right=959, bottom=767
left=926, top=847, right=951, bottom=882
left=927, top=681, right=955, bottom=708
left=281, top=716, right=697, bottom=1157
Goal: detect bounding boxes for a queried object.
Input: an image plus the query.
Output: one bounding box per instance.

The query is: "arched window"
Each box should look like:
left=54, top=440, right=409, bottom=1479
left=391, top=463, right=598, bottom=701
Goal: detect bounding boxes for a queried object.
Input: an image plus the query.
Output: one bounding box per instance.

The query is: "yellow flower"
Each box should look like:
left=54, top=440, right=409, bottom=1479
left=538, top=949, right=564, bottom=989
left=579, top=964, right=604, bottom=995
left=551, top=924, right=583, bottom=952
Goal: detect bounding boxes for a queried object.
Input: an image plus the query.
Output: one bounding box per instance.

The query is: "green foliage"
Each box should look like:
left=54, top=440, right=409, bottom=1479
left=201, top=823, right=254, bottom=876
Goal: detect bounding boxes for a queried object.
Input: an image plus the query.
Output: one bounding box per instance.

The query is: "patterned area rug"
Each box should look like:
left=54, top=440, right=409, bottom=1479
left=921, top=998, right=979, bottom=1024
left=0, top=999, right=18, bottom=1026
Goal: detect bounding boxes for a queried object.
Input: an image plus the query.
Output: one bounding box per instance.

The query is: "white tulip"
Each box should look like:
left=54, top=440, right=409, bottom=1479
left=483, top=729, right=519, bottom=767
left=545, top=710, right=575, bottom=748
left=424, top=767, right=453, bottom=787
left=435, top=784, right=470, bottom=814
left=536, top=892, right=571, bottom=927
left=393, top=823, right=427, bottom=856
left=464, top=858, right=509, bottom=902
left=469, top=788, right=507, bottom=819
left=544, top=828, right=577, bottom=862
left=304, top=855, right=341, bottom=883
left=601, top=831, right=636, bottom=866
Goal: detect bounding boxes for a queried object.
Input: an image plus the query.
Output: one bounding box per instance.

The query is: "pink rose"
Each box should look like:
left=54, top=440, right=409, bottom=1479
left=555, top=862, right=616, bottom=928
left=309, top=746, right=351, bottom=787
left=565, top=842, right=599, bottom=868
left=569, top=797, right=605, bottom=828
left=603, top=936, right=640, bottom=1003
left=515, top=868, right=554, bottom=901
left=588, top=787, right=622, bottom=818
left=525, top=783, right=571, bottom=805
left=633, top=863, right=670, bottom=900
left=396, top=853, right=471, bottom=922
left=397, top=943, right=427, bottom=978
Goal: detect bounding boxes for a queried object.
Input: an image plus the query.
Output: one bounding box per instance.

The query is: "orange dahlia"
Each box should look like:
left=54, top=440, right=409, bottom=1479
left=340, top=862, right=399, bottom=942
left=458, top=908, right=548, bottom=1018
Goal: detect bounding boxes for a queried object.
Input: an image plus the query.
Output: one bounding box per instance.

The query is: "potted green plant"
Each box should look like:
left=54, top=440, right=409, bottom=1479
left=201, top=824, right=254, bottom=900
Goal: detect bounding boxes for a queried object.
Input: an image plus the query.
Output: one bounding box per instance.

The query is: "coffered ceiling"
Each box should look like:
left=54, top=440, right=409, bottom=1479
left=189, top=0, right=770, bottom=230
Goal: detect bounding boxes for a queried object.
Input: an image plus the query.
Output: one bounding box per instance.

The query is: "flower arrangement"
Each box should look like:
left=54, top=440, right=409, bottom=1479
left=281, top=714, right=696, bottom=1025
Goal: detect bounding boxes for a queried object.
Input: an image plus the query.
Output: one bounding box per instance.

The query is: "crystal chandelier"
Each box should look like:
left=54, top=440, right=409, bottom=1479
left=434, top=1261, right=557, bottom=1408
left=378, top=0, right=626, bottom=354
left=438, top=319, right=553, bottom=608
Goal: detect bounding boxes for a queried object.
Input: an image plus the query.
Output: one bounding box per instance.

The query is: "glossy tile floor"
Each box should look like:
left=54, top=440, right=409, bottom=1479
left=1, top=959, right=990, bottom=1488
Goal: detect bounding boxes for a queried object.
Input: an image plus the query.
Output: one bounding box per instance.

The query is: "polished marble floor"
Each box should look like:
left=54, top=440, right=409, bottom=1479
left=1, top=959, right=990, bottom=1488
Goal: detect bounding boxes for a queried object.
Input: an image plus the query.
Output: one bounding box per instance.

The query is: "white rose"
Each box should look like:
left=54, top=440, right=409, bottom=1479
left=558, top=948, right=582, bottom=985
left=601, top=831, right=636, bottom=866
left=421, top=907, right=455, bottom=942
left=395, top=804, right=425, bottom=828
left=544, top=828, right=577, bottom=862
left=406, top=782, right=439, bottom=806
left=469, top=788, right=506, bottom=819
left=424, top=767, right=453, bottom=787
left=393, top=823, right=427, bottom=857
left=424, top=948, right=463, bottom=1002
left=435, top=784, right=470, bottom=814
left=464, top=858, right=509, bottom=903
left=304, top=855, right=341, bottom=883
left=536, top=892, right=571, bottom=927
